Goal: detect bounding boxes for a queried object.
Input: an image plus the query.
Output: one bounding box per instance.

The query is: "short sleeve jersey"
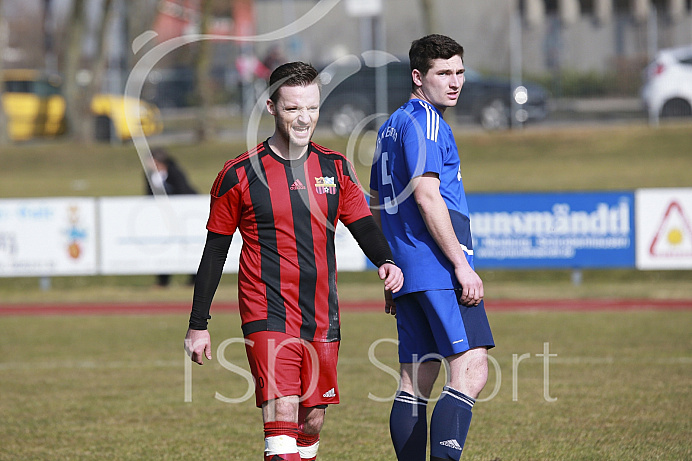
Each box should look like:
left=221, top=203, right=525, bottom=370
left=208, top=141, right=371, bottom=342
left=370, top=99, right=475, bottom=296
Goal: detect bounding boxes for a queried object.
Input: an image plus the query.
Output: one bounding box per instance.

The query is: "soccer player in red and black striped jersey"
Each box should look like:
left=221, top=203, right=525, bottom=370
left=184, top=61, right=403, bottom=461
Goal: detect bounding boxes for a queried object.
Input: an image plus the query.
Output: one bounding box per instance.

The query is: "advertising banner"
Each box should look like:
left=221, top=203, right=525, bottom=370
left=99, top=196, right=210, bottom=274
left=335, top=221, right=368, bottom=271
left=635, top=188, right=692, bottom=269
left=98, top=196, right=366, bottom=275
left=0, top=198, right=97, bottom=276
left=468, top=192, right=635, bottom=269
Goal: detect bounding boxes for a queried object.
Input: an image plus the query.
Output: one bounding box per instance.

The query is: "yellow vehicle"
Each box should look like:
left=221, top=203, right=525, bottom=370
left=1, top=69, right=163, bottom=142
left=1, top=69, right=66, bottom=141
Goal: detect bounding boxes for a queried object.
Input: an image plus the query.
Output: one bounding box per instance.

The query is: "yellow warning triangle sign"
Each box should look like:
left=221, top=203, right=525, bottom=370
left=649, top=201, right=692, bottom=257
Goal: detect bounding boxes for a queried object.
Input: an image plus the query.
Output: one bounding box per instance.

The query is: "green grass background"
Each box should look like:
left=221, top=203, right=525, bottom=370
left=1, top=121, right=691, bottom=459
left=2, top=122, right=691, bottom=199
left=0, top=310, right=690, bottom=460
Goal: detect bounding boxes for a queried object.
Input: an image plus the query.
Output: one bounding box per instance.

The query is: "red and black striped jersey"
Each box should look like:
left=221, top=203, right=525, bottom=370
left=207, top=141, right=371, bottom=342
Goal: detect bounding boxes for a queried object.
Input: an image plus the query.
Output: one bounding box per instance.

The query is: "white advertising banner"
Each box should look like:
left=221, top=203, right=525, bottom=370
left=636, top=188, right=692, bottom=269
left=99, top=195, right=212, bottom=274
left=0, top=198, right=98, bottom=276
left=335, top=221, right=367, bottom=271
left=98, top=195, right=366, bottom=275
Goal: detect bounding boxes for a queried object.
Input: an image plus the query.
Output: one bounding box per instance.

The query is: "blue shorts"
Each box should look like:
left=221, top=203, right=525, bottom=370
left=395, top=289, right=495, bottom=363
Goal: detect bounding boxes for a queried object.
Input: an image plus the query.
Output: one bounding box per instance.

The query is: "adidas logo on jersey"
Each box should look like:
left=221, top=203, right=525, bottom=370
left=322, top=388, right=336, bottom=398
left=440, top=439, right=462, bottom=451
left=290, top=179, right=306, bottom=190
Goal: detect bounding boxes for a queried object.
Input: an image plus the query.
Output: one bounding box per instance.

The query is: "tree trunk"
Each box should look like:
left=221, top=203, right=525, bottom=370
left=62, top=0, right=115, bottom=143
left=194, top=0, right=216, bottom=142
left=420, top=0, right=437, bottom=35
left=84, top=0, right=114, bottom=142
left=0, top=0, right=10, bottom=145
left=126, top=0, right=160, bottom=66
left=62, top=0, right=90, bottom=142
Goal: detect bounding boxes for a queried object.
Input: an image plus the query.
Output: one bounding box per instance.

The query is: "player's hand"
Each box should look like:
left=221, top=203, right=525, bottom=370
left=184, top=328, right=212, bottom=365
left=454, top=265, right=484, bottom=307
left=384, top=289, right=397, bottom=317
left=378, top=263, right=403, bottom=294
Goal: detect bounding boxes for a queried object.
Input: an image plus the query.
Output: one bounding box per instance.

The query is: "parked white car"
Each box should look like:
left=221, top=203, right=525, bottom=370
left=641, top=45, right=692, bottom=119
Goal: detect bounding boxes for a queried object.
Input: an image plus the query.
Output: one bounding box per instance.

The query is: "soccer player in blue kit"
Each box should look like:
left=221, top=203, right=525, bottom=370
left=369, top=35, right=495, bottom=460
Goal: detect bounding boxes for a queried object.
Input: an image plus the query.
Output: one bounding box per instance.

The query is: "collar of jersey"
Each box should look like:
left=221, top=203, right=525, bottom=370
left=263, top=139, right=312, bottom=166
left=409, top=98, right=442, bottom=115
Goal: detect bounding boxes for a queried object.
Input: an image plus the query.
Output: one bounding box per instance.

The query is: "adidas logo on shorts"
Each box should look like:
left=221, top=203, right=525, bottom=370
left=440, top=439, right=462, bottom=451
left=322, top=388, right=336, bottom=398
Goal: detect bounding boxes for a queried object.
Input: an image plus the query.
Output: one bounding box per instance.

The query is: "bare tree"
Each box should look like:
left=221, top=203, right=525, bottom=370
left=62, top=0, right=89, bottom=142
left=61, top=0, right=114, bottom=143
left=0, top=0, right=9, bottom=145
left=419, top=0, right=438, bottom=35
left=125, top=0, right=160, bottom=68
left=194, top=0, right=216, bottom=141
left=91, top=0, right=116, bottom=95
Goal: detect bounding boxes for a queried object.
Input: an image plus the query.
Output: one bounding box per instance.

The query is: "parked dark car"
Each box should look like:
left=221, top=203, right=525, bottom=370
left=319, top=58, right=549, bottom=135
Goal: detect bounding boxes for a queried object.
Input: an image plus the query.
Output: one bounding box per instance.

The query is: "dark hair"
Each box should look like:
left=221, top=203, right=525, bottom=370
left=409, top=34, right=464, bottom=77
left=268, top=61, right=319, bottom=103
left=151, top=147, right=171, bottom=165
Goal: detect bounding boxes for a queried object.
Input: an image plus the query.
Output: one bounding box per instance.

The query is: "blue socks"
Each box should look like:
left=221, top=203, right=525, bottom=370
left=429, top=386, right=475, bottom=460
left=390, top=387, right=475, bottom=460
left=390, top=391, right=428, bottom=460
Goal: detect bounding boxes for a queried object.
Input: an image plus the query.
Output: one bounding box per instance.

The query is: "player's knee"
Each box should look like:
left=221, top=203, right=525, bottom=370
left=265, top=395, right=300, bottom=422
left=448, top=375, right=486, bottom=400
left=467, top=355, right=489, bottom=393
left=299, top=406, right=326, bottom=435
left=400, top=360, right=441, bottom=399
left=448, top=351, right=489, bottom=398
left=467, top=369, right=488, bottom=398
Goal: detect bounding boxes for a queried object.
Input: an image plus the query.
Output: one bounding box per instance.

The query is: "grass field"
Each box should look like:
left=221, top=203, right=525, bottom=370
left=0, top=308, right=690, bottom=460
left=2, top=269, right=692, bottom=305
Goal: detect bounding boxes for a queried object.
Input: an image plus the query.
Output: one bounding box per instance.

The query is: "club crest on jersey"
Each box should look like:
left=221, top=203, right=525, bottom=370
left=314, top=176, right=336, bottom=195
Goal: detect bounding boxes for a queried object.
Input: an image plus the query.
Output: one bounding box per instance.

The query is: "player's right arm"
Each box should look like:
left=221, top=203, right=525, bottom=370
left=185, top=231, right=233, bottom=365
left=411, top=173, right=483, bottom=307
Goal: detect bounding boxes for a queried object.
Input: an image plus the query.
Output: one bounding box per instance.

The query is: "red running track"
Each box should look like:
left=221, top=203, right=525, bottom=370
left=0, top=299, right=690, bottom=316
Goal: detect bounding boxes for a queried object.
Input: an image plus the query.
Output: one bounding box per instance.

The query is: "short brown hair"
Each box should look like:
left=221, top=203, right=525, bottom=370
left=409, top=34, right=464, bottom=77
left=268, top=61, right=319, bottom=103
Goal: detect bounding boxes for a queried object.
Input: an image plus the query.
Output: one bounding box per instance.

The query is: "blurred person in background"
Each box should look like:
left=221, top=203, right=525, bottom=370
left=370, top=34, right=495, bottom=461
left=184, top=61, right=403, bottom=461
left=262, top=45, right=286, bottom=73
left=144, top=147, right=198, bottom=287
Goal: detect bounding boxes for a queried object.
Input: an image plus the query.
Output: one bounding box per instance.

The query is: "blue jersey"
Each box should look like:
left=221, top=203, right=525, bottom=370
left=370, top=99, right=475, bottom=296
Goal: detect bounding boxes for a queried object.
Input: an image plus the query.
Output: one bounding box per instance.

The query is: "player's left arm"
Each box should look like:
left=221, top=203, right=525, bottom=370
left=412, top=173, right=483, bottom=306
